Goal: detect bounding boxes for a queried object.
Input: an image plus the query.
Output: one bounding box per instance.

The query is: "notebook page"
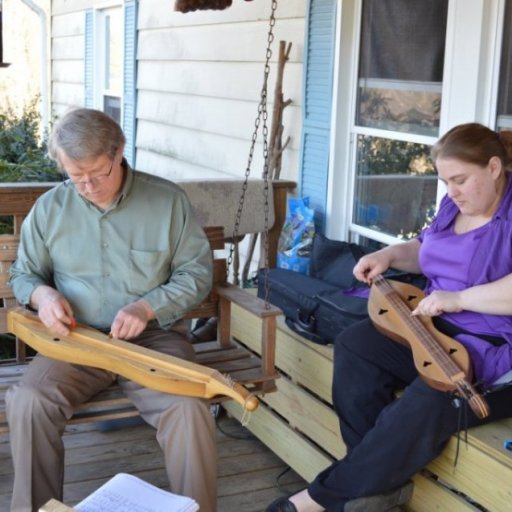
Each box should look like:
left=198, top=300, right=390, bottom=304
left=75, top=473, right=199, bottom=512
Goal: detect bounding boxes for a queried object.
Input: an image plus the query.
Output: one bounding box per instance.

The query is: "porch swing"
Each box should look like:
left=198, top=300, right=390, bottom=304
left=1, top=0, right=286, bottom=427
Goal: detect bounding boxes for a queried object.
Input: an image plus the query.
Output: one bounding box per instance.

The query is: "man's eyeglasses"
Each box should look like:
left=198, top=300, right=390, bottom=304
left=68, top=158, right=114, bottom=186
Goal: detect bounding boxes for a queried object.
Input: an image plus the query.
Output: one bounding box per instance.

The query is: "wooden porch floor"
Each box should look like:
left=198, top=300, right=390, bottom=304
left=0, top=409, right=307, bottom=511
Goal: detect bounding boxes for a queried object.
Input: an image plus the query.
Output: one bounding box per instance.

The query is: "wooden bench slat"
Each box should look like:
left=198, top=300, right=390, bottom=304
left=222, top=368, right=279, bottom=387
left=66, top=409, right=140, bottom=425
left=0, top=235, right=19, bottom=261
left=75, top=387, right=127, bottom=406
left=195, top=346, right=252, bottom=365
left=75, top=397, right=132, bottom=411
left=0, top=185, right=54, bottom=216
left=0, top=364, right=26, bottom=383
left=183, top=303, right=218, bottom=320
left=0, top=285, right=13, bottom=297
left=206, top=357, right=261, bottom=373
left=191, top=340, right=237, bottom=353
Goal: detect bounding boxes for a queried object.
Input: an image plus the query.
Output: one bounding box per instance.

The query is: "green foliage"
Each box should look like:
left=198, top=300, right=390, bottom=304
left=356, top=135, right=435, bottom=176
left=0, top=98, right=63, bottom=183
left=0, top=216, right=12, bottom=234
left=0, top=334, right=16, bottom=361
left=0, top=158, right=62, bottom=182
left=0, top=100, right=63, bottom=238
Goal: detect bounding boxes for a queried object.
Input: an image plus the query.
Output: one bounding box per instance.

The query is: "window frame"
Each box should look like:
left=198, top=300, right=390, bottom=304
left=326, top=0, right=506, bottom=246
left=493, top=0, right=512, bottom=132
left=93, top=3, right=124, bottom=124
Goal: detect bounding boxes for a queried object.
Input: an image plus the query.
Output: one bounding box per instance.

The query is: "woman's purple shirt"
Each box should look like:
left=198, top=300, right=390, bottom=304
left=418, top=173, right=512, bottom=387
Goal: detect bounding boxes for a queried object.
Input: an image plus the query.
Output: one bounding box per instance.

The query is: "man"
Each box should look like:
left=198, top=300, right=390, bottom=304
left=6, top=108, right=217, bottom=512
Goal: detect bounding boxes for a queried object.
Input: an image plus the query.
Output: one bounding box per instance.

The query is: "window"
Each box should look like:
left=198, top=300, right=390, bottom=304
left=85, top=2, right=137, bottom=165
left=496, top=0, right=512, bottom=131
left=357, top=0, right=446, bottom=137
left=349, top=0, right=448, bottom=244
left=96, top=6, right=123, bottom=124
left=353, top=136, right=437, bottom=240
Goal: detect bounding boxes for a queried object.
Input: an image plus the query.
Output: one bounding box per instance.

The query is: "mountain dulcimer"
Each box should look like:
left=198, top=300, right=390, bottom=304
left=368, top=275, right=489, bottom=419
left=7, top=307, right=259, bottom=412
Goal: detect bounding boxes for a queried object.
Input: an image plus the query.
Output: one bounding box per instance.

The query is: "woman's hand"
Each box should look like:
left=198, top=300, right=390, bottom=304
left=411, top=290, right=463, bottom=317
left=353, top=251, right=392, bottom=284
left=353, top=239, right=422, bottom=285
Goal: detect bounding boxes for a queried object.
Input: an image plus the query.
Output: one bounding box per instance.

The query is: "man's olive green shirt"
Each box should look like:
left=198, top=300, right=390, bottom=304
left=9, top=165, right=213, bottom=329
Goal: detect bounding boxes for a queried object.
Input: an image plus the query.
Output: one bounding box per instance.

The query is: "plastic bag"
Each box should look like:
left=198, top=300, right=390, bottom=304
left=277, top=197, right=315, bottom=274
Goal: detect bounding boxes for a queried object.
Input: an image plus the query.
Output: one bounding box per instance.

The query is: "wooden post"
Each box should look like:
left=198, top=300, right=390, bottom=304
left=260, top=315, right=277, bottom=393
left=218, top=296, right=232, bottom=347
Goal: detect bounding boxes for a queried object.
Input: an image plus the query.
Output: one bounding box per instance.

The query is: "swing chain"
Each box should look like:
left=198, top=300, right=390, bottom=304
left=227, top=0, right=277, bottom=290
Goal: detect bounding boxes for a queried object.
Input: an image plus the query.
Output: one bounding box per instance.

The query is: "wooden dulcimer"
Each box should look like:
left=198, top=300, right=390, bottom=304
left=7, top=308, right=259, bottom=412
left=368, top=275, right=490, bottom=419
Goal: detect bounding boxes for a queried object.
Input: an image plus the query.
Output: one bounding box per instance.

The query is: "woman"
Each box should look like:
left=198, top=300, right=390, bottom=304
left=266, top=123, right=512, bottom=512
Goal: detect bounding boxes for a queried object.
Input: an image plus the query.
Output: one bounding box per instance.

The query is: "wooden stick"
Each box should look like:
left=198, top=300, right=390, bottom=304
left=268, top=41, right=292, bottom=180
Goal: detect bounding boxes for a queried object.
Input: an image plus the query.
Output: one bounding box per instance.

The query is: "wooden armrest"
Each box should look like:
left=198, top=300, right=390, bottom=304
left=216, top=284, right=281, bottom=318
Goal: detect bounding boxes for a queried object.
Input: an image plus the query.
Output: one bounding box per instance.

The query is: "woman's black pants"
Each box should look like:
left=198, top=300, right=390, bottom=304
left=307, top=319, right=512, bottom=512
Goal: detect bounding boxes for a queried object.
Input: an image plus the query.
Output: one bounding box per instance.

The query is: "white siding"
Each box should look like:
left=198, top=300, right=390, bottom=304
left=136, top=1, right=304, bottom=181
left=50, top=0, right=305, bottom=182
left=51, top=8, right=88, bottom=114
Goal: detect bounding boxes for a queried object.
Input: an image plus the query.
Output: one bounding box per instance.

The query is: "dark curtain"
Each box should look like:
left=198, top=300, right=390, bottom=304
left=497, top=0, right=512, bottom=116
left=359, top=0, right=448, bottom=82
left=174, top=0, right=232, bottom=12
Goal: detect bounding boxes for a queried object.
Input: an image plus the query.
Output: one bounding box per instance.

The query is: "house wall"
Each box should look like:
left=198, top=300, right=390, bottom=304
left=51, top=1, right=93, bottom=114
left=50, top=0, right=306, bottom=183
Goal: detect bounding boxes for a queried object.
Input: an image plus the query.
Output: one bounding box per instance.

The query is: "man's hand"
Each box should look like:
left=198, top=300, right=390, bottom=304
left=32, top=285, right=76, bottom=336
left=110, top=299, right=156, bottom=340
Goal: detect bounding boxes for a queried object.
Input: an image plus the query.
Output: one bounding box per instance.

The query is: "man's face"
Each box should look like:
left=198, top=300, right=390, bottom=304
left=60, top=149, right=124, bottom=208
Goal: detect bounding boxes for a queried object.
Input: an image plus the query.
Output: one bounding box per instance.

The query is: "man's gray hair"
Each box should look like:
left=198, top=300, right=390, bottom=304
left=49, top=108, right=126, bottom=166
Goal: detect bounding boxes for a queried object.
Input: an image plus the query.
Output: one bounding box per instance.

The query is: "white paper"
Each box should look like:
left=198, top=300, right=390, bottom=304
left=75, top=473, right=199, bottom=512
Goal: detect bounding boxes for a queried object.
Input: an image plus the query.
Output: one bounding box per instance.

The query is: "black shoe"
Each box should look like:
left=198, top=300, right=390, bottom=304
left=265, top=496, right=298, bottom=512
left=344, top=481, right=414, bottom=512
